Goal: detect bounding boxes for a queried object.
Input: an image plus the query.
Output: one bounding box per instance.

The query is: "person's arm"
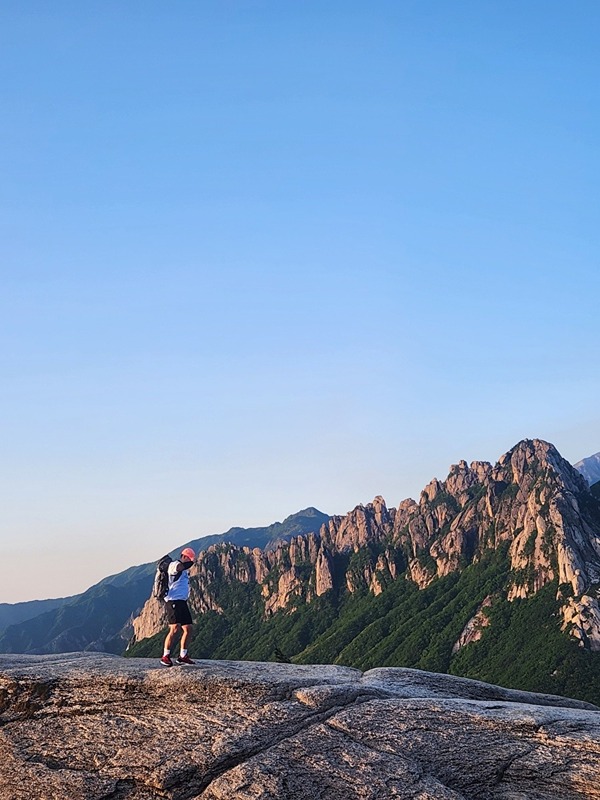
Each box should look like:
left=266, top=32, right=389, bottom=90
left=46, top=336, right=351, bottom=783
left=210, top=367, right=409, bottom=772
left=175, top=559, right=194, bottom=573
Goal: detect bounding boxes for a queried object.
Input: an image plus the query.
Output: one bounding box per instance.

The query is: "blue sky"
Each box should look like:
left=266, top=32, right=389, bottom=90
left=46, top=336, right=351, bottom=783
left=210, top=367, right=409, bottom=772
left=1, top=1, right=599, bottom=602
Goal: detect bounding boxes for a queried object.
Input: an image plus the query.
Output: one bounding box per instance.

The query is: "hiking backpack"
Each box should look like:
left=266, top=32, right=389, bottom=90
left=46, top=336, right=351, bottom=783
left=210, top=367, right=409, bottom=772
left=152, top=554, right=173, bottom=599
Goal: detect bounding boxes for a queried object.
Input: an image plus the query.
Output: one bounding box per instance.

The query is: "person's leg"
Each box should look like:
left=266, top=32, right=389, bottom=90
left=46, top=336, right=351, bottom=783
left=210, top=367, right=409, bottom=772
left=180, top=624, right=192, bottom=654
left=164, top=624, right=179, bottom=654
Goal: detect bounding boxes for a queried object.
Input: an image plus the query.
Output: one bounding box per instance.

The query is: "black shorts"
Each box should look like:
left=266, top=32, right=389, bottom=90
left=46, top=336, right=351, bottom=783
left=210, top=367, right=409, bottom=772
left=165, top=600, right=193, bottom=625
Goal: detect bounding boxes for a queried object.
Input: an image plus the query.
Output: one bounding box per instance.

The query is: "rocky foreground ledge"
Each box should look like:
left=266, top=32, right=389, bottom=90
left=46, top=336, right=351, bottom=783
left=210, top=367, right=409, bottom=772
left=0, top=654, right=599, bottom=800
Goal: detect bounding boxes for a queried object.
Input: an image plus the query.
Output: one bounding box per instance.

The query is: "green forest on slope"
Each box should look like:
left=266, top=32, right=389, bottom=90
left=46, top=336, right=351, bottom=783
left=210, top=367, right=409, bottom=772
left=126, top=545, right=600, bottom=705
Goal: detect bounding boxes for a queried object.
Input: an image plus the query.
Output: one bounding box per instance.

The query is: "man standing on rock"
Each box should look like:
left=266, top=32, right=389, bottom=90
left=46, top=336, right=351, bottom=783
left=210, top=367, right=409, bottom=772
left=161, top=547, right=196, bottom=667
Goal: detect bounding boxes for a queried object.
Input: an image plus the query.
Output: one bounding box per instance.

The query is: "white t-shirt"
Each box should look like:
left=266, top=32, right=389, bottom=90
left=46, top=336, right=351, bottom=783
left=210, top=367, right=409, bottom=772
left=165, top=561, right=190, bottom=601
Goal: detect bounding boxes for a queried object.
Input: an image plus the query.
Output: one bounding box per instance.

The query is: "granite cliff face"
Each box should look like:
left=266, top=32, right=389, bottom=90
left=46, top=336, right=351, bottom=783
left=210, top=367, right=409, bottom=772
left=132, top=439, right=600, bottom=653
left=0, top=653, right=599, bottom=800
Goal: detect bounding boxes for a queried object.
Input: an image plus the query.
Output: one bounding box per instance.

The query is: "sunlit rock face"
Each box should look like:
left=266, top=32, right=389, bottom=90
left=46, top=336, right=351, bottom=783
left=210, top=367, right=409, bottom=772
left=0, top=653, right=599, bottom=800
left=452, top=595, right=493, bottom=654
left=132, top=439, right=600, bottom=652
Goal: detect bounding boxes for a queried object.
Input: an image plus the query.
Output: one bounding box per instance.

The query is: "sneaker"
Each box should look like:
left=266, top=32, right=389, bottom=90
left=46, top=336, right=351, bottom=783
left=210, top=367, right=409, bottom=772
left=160, top=655, right=173, bottom=667
left=176, top=654, right=195, bottom=665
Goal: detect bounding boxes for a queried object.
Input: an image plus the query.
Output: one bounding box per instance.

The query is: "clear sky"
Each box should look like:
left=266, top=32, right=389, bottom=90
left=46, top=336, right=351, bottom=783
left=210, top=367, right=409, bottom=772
left=1, top=1, right=599, bottom=603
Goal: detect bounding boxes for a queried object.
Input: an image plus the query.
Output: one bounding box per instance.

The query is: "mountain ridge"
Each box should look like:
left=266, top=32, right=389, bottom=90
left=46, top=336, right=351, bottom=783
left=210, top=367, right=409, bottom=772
left=0, top=596, right=77, bottom=634
left=128, top=438, right=600, bottom=702
left=132, top=438, right=600, bottom=650
left=0, top=508, right=329, bottom=654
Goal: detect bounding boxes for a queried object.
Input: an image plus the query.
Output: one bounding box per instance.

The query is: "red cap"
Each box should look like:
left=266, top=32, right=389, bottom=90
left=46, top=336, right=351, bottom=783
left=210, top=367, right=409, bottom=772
left=181, top=547, right=196, bottom=562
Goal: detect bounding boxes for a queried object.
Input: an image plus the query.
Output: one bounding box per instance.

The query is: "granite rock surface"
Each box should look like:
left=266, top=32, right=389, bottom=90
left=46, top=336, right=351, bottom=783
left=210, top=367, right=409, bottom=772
left=0, top=653, right=599, bottom=799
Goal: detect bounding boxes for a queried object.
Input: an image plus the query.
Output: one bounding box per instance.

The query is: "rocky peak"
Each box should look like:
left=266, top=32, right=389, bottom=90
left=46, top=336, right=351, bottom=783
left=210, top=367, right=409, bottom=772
left=322, top=497, right=393, bottom=554
left=370, top=495, right=394, bottom=526
left=470, top=460, right=493, bottom=483
left=446, top=459, right=479, bottom=489
left=397, top=439, right=600, bottom=647
left=420, top=478, right=445, bottom=505
left=495, top=438, right=588, bottom=496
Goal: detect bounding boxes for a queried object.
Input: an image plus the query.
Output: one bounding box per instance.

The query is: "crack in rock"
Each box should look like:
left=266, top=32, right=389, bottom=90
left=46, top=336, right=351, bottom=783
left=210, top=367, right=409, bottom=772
left=170, top=697, right=372, bottom=799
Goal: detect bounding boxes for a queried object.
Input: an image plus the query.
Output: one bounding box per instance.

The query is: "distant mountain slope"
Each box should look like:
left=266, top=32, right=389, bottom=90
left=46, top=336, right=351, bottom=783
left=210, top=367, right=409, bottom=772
left=575, top=452, right=600, bottom=485
left=0, top=597, right=76, bottom=634
left=178, top=506, right=329, bottom=554
left=129, top=439, right=600, bottom=704
left=0, top=508, right=328, bottom=655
